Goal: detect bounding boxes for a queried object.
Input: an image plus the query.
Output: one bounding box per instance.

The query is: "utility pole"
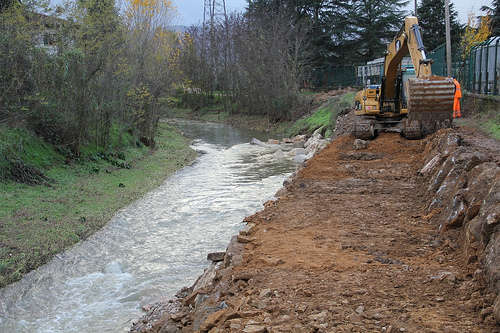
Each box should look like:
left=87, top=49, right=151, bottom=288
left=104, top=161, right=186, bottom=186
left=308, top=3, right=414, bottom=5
left=444, top=0, right=452, bottom=77
left=414, top=0, right=417, bottom=16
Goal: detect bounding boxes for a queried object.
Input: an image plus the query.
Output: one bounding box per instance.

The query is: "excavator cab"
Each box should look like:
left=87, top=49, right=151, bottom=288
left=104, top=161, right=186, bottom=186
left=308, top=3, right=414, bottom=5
left=353, top=16, right=455, bottom=140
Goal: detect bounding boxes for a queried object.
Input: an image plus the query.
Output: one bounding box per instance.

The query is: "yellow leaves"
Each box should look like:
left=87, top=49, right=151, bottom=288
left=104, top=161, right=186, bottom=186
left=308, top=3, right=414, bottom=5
left=461, top=13, right=491, bottom=60
left=125, top=0, right=176, bottom=20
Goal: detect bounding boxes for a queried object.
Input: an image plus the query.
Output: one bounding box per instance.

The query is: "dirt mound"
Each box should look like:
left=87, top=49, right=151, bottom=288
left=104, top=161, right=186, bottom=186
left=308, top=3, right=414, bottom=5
left=131, top=129, right=499, bottom=333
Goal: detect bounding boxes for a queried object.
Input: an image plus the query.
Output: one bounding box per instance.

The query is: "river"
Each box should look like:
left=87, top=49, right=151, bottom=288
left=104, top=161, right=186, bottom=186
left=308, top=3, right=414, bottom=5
left=0, top=120, right=296, bottom=333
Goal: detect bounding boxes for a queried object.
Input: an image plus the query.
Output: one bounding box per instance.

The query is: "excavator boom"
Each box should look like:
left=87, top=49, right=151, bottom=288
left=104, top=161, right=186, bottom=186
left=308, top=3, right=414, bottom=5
left=353, top=16, right=455, bottom=139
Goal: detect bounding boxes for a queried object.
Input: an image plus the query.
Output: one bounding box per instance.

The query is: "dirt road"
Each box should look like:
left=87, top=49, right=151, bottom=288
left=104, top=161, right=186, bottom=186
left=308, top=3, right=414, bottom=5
left=132, top=130, right=499, bottom=333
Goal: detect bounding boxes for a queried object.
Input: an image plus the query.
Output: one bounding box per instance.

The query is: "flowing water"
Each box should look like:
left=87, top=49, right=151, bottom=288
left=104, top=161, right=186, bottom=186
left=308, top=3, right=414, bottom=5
left=0, top=120, right=296, bottom=333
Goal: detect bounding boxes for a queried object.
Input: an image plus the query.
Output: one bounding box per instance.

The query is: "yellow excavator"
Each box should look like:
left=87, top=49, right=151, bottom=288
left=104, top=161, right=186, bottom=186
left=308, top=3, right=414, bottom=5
left=353, top=16, right=455, bottom=139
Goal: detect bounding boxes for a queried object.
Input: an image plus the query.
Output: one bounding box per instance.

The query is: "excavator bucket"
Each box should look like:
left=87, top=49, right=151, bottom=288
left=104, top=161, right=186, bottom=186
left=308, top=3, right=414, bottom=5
left=404, top=76, right=455, bottom=138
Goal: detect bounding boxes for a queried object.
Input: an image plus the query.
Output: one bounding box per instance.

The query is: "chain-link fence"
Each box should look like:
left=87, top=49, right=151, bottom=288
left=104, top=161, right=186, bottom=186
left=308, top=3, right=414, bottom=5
left=304, top=65, right=358, bottom=89
left=465, top=37, right=500, bottom=95
left=429, top=37, right=500, bottom=95
left=304, top=36, right=500, bottom=96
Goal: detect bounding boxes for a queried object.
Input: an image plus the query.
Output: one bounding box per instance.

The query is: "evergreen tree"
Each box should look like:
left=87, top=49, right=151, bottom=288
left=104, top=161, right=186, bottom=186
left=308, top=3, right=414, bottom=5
left=247, top=0, right=408, bottom=65
left=417, top=0, right=463, bottom=52
left=481, top=0, right=500, bottom=36
left=342, top=0, right=408, bottom=63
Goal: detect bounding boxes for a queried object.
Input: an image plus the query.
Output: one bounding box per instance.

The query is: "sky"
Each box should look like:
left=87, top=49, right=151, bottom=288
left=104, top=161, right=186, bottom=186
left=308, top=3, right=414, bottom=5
left=48, top=0, right=493, bottom=26
left=171, top=0, right=493, bottom=26
left=172, top=0, right=248, bottom=26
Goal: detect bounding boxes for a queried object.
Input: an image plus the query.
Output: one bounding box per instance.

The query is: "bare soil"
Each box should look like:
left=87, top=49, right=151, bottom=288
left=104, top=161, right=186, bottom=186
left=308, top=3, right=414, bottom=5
left=132, top=127, right=499, bottom=333
left=216, top=133, right=497, bottom=332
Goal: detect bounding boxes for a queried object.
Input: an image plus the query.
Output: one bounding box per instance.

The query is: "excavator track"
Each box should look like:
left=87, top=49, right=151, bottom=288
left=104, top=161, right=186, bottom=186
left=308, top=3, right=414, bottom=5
left=353, top=118, right=375, bottom=140
left=406, top=77, right=455, bottom=136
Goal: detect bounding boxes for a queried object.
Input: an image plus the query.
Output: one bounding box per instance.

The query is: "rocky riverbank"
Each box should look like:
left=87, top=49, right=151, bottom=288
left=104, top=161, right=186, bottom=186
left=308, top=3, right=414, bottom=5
left=131, top=121, right=499, bottom=332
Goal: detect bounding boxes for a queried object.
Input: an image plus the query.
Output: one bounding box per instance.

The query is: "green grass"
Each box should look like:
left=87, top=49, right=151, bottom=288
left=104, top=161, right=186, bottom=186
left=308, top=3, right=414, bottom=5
left=481, top=118, right=500, bottom=140
left=162, top=91, right=357, bottom=139
left=284, top=91, right=355, bottom=138
left=0, top=123, right=196, bottom=287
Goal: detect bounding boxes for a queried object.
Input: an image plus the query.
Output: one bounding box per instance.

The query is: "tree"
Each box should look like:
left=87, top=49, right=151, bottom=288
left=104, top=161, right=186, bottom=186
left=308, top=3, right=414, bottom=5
left=461, top=13, right=491, bottom=61
left=247, top=0, right=408, bottom=65
left=0, top=0, right=20, bottom=12
left=342, top=0, right=408, bottom=63
left=481, top=0, right=500, bottom=36
left=418, top=0, right=463, bottom=52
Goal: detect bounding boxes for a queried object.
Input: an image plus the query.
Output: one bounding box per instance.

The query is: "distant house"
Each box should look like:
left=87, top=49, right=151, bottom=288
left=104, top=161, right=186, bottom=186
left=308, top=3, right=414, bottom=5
left=30, top=12, right=65, bottom=55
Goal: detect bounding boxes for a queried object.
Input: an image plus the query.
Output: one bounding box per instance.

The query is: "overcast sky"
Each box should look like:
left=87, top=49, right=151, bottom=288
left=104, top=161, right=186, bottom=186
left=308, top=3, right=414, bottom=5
left=172, top=0, right=492, bottom=26
left=49, top=0, right=493, bottom=26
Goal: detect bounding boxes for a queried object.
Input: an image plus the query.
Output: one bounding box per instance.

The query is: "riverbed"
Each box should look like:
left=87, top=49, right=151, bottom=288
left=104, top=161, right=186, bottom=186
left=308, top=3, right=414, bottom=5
left=0, top=120, right=296, bottom=333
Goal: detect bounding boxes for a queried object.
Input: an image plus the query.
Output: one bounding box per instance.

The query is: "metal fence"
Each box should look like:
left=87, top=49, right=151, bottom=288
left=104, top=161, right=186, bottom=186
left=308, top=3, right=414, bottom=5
left=465, top=37, right=500, bottom=95
left=427, top=43, right=461, bottom=77
left=305, top=36, right=500, bottom=96
left=429, top=37, right=500, bottom=95
left=305, top=65, right=358, bottom=89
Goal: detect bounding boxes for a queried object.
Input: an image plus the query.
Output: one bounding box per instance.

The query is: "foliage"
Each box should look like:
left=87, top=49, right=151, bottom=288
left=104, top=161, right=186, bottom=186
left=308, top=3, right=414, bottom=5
left=247, top=0, right=408, bottom=65
left=461, top=14, right=491, bottom=61
left=342, top=0, right=408, bottom=63
left=418, top=0, right=463, bottom=52
left=0, top=0, right=181, bottom=160
left=481, top=0, right=500, bottom=36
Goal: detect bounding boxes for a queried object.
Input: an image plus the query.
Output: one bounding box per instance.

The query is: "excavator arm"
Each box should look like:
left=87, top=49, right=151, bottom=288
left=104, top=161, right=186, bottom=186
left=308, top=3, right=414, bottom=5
left=353, top=16, right=456, bottom=139
left=391, top=17, right=455, bottom=129
left=383, top=16, right=432, bottom=102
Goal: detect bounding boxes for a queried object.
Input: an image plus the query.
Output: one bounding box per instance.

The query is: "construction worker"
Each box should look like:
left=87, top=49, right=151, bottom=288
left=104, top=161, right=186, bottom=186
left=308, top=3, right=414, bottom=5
left=452, top=78, right=462, bottom=118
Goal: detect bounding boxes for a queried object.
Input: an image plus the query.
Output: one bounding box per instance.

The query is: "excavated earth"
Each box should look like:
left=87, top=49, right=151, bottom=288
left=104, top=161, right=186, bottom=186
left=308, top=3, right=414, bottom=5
left=131, top=126, right=499, bottom=333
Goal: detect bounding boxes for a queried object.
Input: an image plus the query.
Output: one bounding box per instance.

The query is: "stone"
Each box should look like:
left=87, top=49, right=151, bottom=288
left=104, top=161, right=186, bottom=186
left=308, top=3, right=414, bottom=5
left=259, top=288, right=273, bottom=298
left=445, top=195, right=466, bottom=228
left=487, top=213, right=499, bottom=226
left=232, top=272, right=253, bottom=282
left=493, top=295, right=500, bottom=323
left=308, top=311, right=328, bottom=322
left=431, top=271, right=457, bottom=283
left=355, top=305, right=365, bottom=314
left=290, top=148, right=306, bottom=156
left=419, top=154, right=443, bottom=177
left=353, top=139, right=368, bottom=150
left=243, top=324, right=267, bottom=333
left=250, top=138, right=266, bottom=147
left=237, top=235, right=255, bottom=243
left=158, top=323, right=180, bottom=333
left=200, top=309, right=226, bottom=332
left=294, top=154, right=306, bottom=164
left=292, top=134, right=306, bottom=143
left=207, top=252, right=225, bottom=262
left=267, top=139, right=279, bottom=145
left=239, top=223, right=256, bottom=236
left=170, top=312, right=187, bottom=322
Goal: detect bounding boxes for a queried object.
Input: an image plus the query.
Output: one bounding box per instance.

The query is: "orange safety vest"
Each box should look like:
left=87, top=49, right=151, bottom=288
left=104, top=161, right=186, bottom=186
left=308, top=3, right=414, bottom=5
left=453, top=79, right=462, bottom=118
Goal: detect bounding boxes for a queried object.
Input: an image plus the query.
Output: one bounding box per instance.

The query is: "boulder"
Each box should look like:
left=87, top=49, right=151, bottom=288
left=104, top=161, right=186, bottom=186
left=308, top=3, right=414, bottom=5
left=494, top=295, right=500, bottom=324
left=250, top=138, right=266, bottom=147
left=290, top=148, right=306, bottom=156
left=292, top=134, right=306, bottom=143
left=207, top=252, right=225, bottom=262
left=353, top=139, right=368, bottom=150
left=294, top=154, right=306, bottom=164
